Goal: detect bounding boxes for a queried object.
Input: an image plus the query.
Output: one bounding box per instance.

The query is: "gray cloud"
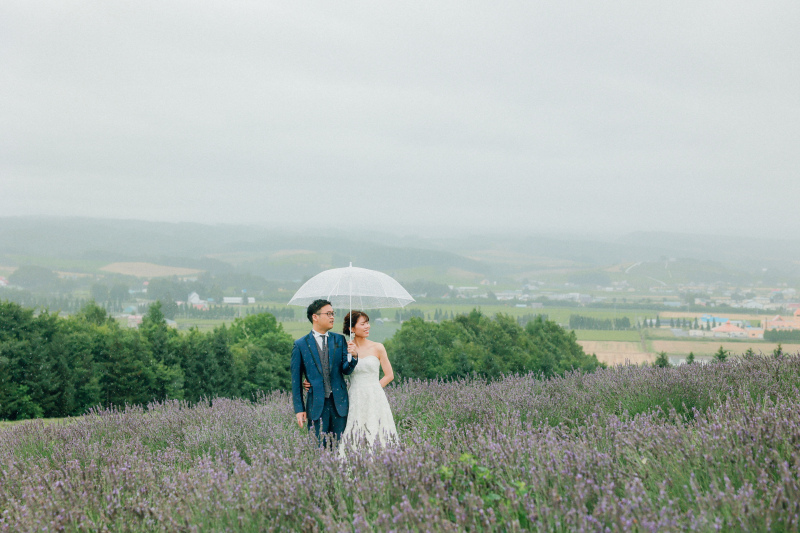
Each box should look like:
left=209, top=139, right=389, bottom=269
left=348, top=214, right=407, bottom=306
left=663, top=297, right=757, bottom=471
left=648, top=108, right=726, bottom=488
left=2, top=1, right=798, bottom=235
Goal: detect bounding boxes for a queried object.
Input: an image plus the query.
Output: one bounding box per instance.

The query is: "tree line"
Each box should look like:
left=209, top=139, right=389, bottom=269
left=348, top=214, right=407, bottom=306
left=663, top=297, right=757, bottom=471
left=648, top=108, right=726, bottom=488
left=0, top=300, right=292, bottom=421
left=386, top=310, right=604, bottom=381
left=2, top=302, right=605, bottom=421
left=568, top=314, right=632, bottom=330
left=763, top=329, right=800, bottom=343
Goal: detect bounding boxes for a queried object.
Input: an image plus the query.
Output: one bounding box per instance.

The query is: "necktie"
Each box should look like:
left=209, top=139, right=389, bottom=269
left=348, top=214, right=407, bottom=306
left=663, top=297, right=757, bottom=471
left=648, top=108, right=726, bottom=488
left=320, top=334, right=332, bottom=398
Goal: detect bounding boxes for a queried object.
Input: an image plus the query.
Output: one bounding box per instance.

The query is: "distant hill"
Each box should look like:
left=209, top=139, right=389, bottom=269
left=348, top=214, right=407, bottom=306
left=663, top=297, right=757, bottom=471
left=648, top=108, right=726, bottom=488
left=1, top=217, right=798, bottom=285
left=0, top=217, right=489, bottom=282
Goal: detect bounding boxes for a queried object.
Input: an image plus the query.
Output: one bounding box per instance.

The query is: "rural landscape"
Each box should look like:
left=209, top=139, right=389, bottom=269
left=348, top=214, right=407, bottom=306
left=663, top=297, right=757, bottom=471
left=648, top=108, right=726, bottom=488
left=3, top=0, right=799, bottom=528
left=4, top=217, right=800, bottom=365
left=2, top=218, right=800, bottom=529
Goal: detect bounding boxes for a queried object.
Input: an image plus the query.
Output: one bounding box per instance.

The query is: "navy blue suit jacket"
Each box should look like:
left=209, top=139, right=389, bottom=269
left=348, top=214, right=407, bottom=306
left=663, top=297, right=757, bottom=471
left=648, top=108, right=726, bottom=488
left=291, top=331, right=358, bottom=421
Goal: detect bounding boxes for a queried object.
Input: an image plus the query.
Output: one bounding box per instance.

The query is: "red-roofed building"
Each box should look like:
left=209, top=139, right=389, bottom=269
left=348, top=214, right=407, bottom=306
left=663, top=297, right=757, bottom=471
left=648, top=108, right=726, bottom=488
left=712, top=320, right=747, bottom=338
left=763, top=310, right=800, bottom=331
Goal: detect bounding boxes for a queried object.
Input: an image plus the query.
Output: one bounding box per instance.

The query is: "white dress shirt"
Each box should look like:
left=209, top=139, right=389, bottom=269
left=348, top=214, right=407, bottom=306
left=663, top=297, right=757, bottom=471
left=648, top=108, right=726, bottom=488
left=311, top=330, right=328, bottom=351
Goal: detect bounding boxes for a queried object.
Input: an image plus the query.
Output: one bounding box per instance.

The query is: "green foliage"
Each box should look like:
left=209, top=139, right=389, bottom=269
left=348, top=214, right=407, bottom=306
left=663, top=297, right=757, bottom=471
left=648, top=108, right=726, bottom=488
left=0, top=299, right=294, bottom=421
left=7, top=265, right=61, bottom=292
left=568, top=314, right=631, bottom=330
left=763, top=329, right=800, bottom=343
left=686, top=352, right=695, bottom=364
left=386, top=310, right=604, bottom=381
left=713, top=346, right=729, bottom=363
left=654, top=351, right=670, bottom=368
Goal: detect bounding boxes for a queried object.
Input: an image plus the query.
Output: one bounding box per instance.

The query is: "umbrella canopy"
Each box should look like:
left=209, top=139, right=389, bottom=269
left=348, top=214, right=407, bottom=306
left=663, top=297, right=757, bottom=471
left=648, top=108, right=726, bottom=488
left=288, top=264, right=415, bottom=310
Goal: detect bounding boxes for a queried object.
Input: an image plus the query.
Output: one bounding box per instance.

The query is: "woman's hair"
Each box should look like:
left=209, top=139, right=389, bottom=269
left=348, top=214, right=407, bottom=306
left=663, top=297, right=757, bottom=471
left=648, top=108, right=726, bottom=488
left=343, top=310, right=369, bottom=336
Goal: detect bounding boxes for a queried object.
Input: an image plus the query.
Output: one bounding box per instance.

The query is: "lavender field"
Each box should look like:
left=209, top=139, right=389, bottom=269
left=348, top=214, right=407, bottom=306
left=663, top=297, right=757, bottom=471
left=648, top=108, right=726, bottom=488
left=2, top=356, right=800, bottom=532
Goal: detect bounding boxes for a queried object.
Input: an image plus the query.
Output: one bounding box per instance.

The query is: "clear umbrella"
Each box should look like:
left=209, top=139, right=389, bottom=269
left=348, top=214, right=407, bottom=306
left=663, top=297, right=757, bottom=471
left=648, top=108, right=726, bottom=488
left=288, top=263, right=415, bottom=334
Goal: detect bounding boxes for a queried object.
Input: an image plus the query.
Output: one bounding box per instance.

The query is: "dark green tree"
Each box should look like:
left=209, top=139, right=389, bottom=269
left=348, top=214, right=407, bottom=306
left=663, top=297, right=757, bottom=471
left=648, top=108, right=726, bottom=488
left=8, top=265, right=60, bottom=292
left=386, top=311, right=603, bottom=381
left=713, top=346, right=728, bottom=363
left=109, top=283, right=130, bottom=309
left=654, top=351, right=669, bottom=368
left=90, top=283, right=109, bottom=303
left=230, top=314, right=293, bottom=397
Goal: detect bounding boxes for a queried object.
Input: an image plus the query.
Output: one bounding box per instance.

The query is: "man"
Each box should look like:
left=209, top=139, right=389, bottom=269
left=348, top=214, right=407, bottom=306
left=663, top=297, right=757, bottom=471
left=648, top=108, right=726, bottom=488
left=291, top=299, right=359, bottom=446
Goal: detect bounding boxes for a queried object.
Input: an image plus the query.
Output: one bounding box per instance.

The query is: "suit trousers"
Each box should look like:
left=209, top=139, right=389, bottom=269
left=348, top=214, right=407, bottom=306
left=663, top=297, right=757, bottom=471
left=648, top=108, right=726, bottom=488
left=308, top=396, right=347, bottom=448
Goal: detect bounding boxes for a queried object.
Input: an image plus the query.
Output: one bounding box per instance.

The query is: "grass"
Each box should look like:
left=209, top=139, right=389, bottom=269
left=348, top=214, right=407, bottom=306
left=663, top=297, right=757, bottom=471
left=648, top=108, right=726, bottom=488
left=0, top=417, right=75, bottom=430
left=572, top=329, right=641, bottom=341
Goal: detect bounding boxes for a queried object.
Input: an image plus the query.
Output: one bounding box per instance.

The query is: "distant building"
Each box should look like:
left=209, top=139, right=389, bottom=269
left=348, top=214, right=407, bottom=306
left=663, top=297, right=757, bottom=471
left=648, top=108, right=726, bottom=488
left=188, top=292, right=209, bottom=310
left=495, top=291, right=523, bottom=301
left=763, top=310, right=800, bottom=331
left=700, top=314, right=729, bottom=325
left=0, top=276, right=8, bottom=287
left=711, top=321, right=747, bottom=338
left=223, top=296, right=256, bottom=305
left=746, top=327, right=765, bottom=339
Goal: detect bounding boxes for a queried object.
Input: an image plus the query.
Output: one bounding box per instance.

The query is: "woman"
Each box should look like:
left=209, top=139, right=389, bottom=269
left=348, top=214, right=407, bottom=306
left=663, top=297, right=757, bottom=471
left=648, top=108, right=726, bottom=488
left=339, top=310, right=398, bottom=450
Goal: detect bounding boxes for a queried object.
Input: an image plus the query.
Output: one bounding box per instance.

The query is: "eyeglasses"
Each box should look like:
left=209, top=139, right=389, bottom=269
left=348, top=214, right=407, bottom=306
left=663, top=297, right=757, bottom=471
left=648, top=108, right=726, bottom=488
left=315, top=312, right=335, bottom=318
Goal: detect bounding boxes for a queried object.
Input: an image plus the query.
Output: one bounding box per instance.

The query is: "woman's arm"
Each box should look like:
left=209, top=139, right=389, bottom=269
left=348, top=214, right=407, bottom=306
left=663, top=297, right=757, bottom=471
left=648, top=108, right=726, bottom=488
left=378, top=343, right=394, bottom=388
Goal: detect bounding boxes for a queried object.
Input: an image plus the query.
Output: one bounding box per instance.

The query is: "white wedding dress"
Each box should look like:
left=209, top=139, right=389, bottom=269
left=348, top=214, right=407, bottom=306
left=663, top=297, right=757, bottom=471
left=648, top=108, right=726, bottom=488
left=340, top=355, right=398, bottom=452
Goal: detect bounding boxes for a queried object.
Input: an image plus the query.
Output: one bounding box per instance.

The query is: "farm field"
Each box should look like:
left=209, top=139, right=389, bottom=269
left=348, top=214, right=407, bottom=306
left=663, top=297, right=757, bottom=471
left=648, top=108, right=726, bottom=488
left=571, top=329, right=640, bottom=342
left=100, top=262, right=204, bottom=278
left=650, top=340, right=800, bottom=357
left=577, top=341, right=653, bottom=366
left=171, top=303, right=800, bottom=364
left=2, top=356, right=799, bottom=530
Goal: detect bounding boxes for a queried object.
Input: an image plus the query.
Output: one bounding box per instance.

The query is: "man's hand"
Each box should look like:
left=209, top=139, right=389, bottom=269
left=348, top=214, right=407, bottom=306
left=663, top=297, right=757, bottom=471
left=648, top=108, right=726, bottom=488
left=296, top=412, right=307, bottom=427
left=347, top=340, right=358, bottom=358
left=303, top=379, right=310, bottom=391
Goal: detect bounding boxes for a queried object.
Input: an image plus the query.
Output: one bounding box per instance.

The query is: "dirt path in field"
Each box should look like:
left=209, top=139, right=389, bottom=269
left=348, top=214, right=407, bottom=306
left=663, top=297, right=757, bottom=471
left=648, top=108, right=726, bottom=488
left=578, top=341, right=655, bottom=366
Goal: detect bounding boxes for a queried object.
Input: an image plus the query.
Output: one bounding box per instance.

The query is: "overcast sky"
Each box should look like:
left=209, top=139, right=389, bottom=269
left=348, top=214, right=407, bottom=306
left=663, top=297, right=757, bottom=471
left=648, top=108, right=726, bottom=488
left=2, top=1, right=798, bottom=236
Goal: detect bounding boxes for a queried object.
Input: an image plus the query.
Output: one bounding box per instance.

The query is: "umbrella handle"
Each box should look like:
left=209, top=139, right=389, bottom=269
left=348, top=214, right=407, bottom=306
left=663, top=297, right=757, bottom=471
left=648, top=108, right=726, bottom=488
left=349, top=262, right=352, bottom=342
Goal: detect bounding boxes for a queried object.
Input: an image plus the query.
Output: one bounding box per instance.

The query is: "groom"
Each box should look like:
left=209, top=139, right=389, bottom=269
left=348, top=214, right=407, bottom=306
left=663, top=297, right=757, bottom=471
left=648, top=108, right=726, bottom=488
left=291, top=299, right=359, bottom=446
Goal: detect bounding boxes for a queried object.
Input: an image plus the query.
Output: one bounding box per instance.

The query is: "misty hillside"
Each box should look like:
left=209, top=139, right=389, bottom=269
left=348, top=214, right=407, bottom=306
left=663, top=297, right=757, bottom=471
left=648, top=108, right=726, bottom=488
left=1, top=217, right=798, bottom=285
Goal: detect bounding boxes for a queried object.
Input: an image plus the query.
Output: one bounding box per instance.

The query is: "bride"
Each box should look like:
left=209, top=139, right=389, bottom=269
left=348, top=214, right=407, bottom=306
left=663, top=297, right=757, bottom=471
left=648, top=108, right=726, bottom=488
left=339, top=310, right=398, bottom=450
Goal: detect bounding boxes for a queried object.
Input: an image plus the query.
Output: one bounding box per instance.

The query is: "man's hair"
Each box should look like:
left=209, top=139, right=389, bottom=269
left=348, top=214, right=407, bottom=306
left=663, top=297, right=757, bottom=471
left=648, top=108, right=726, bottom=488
left=307, top=299, right=332, bottom=323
